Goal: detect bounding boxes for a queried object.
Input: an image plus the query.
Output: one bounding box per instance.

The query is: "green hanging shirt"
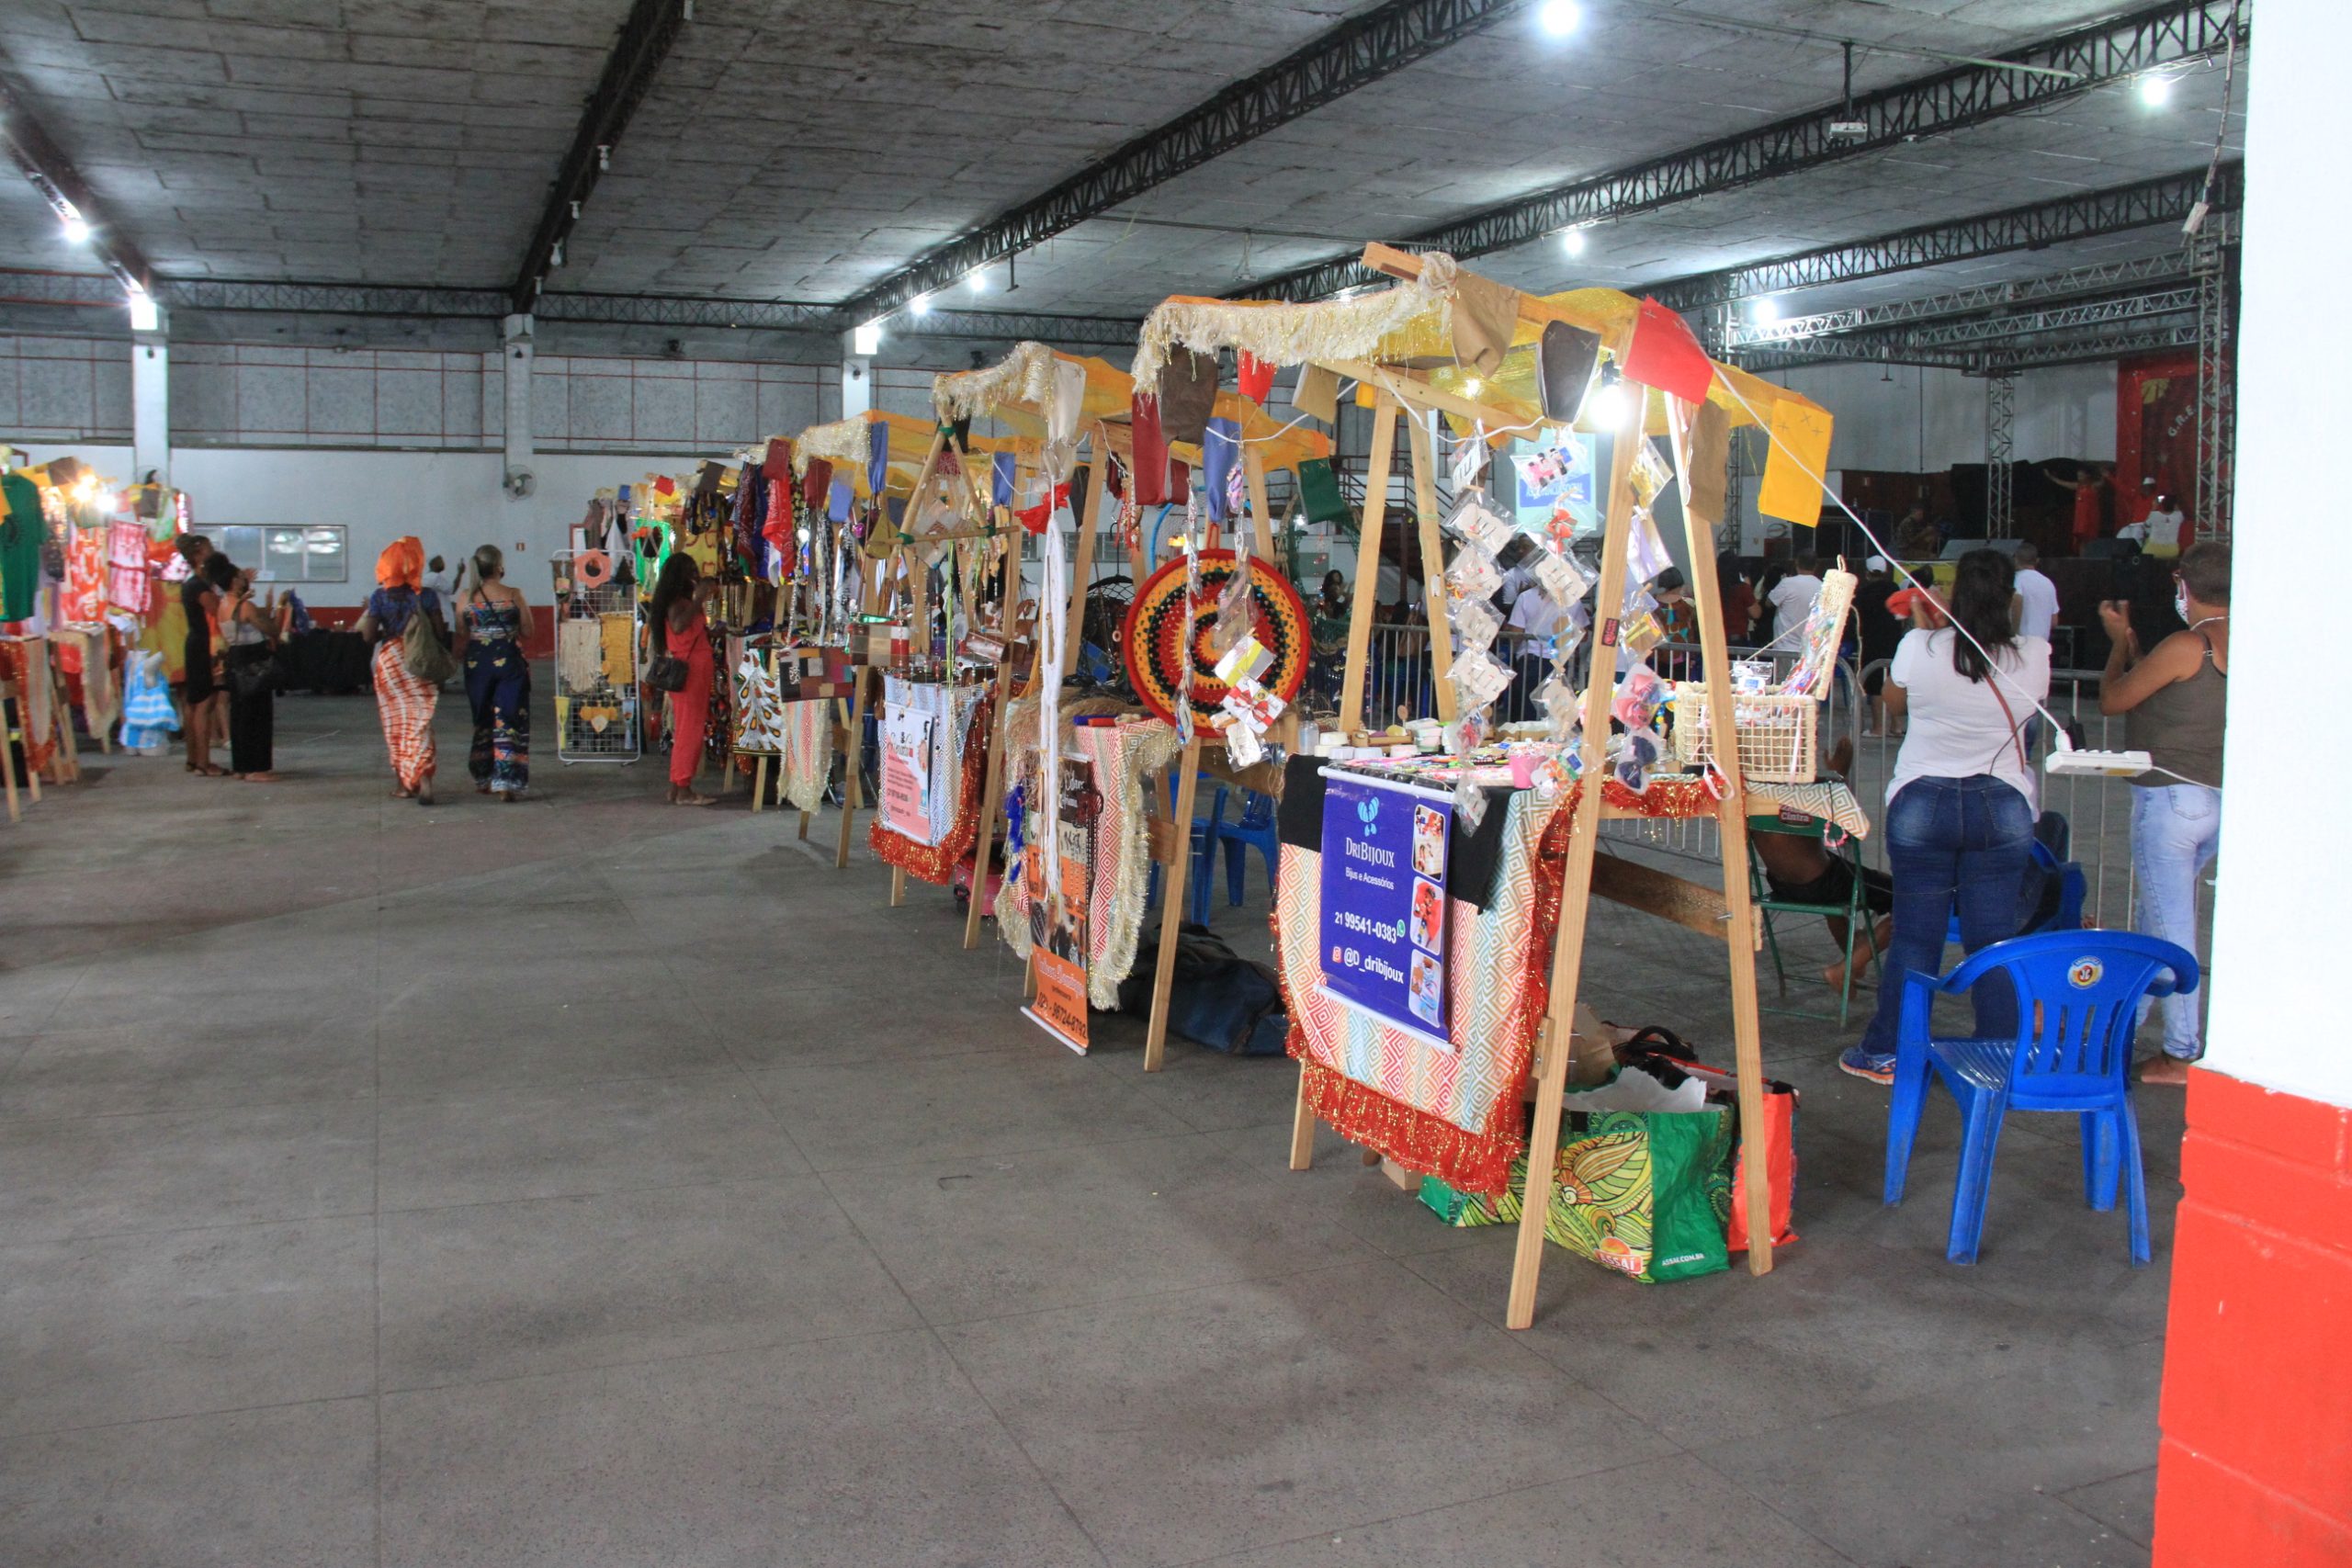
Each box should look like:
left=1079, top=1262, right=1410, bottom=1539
left=0, top=471, right=43, bottom=623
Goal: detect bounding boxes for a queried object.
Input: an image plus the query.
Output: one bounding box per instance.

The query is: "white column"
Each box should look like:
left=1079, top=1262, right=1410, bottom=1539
left=131, top=308, right=169, bottom=484
left=2201, top=3, right=2352, bottom=1109
left=501, top=312, right=535, bottom=498
left=841, top=325, right=875, bottom=421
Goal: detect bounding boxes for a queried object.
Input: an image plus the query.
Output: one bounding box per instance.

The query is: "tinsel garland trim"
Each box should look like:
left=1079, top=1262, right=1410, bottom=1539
left=869, top=691, right=997, bottom=886
left=933, top=342, right=1057, bottom=422
left=1131, top=253, right=1458, bottom=389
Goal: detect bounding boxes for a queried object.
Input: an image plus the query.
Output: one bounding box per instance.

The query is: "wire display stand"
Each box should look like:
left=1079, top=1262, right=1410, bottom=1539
left=552, top=548, right=643, bottom=764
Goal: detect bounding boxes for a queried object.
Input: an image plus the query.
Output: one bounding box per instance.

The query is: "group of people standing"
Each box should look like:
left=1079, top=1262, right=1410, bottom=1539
left=175, top=532, right=288, bottom=781
left=358, top=536, right=534, bottom=806
left=1837, top=543, right=2228, bottom=1088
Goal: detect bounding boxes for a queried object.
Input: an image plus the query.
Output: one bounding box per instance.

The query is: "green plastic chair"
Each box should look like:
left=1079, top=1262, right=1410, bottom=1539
left=1747, top=813, right=1880, bottom=1027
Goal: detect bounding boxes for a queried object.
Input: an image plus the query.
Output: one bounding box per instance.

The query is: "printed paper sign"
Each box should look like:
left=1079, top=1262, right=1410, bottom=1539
left=1318, top=773, right=1453, bottom=1049
left=879, top=705, right=936, bottom=843
left=1024, top=759, right=1096, bottom=1053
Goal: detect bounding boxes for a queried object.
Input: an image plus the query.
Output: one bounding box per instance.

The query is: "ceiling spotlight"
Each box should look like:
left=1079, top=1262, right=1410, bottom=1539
left=1537, top=0, right=1582, bottom=38
left=550, top=238, right=565, bottom=267
left=1752, top=298, right=1781, bottom=327
left=1584, top=365, right=1630, bottom=429
left=2139, top=73, right=2175, bottom=107
left=60, top=213, right=90, bottom=244
left=595, top=144, right=611, bottom=171
left=910, top=292, right=933, bottom=319
left=854, top=319, right=883, bottom=355
left=966, top=269, right=988, bottom=293
left=127, top=288, right=158, bottom=332
left=1560, top=227, right=1588, bottom=257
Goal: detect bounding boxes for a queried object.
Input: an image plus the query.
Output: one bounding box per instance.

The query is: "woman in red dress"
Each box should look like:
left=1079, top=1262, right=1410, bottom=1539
left=647, top=552, right=716, bottom=807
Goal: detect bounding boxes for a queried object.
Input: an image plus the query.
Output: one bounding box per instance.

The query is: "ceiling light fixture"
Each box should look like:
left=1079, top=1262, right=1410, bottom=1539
left=60, top=209, right=89, bottom=244
left=908, top=292, right=933, bottom=318
left=854, top=320, right=882, bottom=355
left=1585, top=365, right=1629, bottom=429
left=1560, top=226, right=1588, bottom=257
left=1752, top=298, right=1781, bottom=327
left=127, top=288, right=158, bottom=332
left=595, top=144, right=611, bottom=171
left=1463, top=376, right=1484, bottom=397
left=1537, top=0, right=1583, bottom=38
left=966, top=269, right=988, bottom=294
left=2139, top=72, right=2175, bottom=107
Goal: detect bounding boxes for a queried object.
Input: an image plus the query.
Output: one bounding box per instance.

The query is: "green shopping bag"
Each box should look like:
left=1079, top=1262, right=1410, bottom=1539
left=1418, top=1107, right=1734, bottom=1284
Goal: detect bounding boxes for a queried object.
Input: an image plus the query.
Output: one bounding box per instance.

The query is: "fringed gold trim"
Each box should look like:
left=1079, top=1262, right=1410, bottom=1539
left=1131, top=253, right=1460, bottom=389
left=934, top=342, right=1057, bottom=422
left=793, top=416, right=874, bottom=477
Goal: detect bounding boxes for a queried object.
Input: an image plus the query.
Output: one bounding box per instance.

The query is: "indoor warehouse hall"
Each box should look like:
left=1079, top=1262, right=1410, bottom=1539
left=0, top=2, right=2339, bottom=1566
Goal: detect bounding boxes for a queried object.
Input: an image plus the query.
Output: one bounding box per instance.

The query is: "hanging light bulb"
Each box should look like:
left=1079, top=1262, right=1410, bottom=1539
left=60, top=211, right=90, bottom=245
left=1585, top=366, right=1630, bottom=429
left=2139, top=73, right=2175, bottom=107
left=909, top=292, right=933, bottom=318
left=1537, top=0, right=1583, bottom=38
left=1752, top=297, right=1782, bottom=327
left=966, top=268, right=988, bottom=293
left=1463, top=376, right=1484, bottom=397
left=1560, top=227, right=1588, bottom=258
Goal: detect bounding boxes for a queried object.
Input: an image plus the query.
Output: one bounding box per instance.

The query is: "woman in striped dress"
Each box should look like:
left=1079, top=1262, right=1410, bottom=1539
left=360, top=536, right=447, bottom=806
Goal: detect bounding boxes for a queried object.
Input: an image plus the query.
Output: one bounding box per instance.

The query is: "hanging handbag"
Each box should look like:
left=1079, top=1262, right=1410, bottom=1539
left=401, top=596, right=458, bottom=684
left=643, top=648, right=689, bottom=693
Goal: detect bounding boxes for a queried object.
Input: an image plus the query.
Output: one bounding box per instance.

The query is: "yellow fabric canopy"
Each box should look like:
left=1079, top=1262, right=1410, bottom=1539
left=788, top=410, right=1016, bottom=500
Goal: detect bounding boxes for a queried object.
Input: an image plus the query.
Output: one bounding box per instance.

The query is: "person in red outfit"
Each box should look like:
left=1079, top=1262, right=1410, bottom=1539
left=648, top=552, right=717, bottom=807
left=2045, top=460, right=2114, bottom=552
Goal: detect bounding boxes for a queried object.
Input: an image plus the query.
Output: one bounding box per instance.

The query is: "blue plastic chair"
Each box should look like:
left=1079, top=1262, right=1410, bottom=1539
left=1146, top=773, right=1225, bottom=927
left=1220, top=790, right=1281, bottom=908
left=1883, top=930, right=2199, bottom=1267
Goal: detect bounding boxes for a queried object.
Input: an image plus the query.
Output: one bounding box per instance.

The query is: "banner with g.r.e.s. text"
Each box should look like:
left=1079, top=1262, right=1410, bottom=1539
left=1317, top=770, right=1452, bottom=1051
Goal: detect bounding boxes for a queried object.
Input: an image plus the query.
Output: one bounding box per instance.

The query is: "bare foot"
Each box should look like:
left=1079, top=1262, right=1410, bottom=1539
left=242, top=772, right=278, bottom=783
left=1822, top=956, right=1873, bottom=990
left=673, top=790, right=714, bottom=807
left=2139, top=1055, right=2194, bottom=1086
left=390, top=787, right=413, bottom=799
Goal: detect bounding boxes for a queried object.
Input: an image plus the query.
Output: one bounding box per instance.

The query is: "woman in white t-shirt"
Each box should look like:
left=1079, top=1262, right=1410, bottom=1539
left=1840, top=548, right=2052, bottom=1083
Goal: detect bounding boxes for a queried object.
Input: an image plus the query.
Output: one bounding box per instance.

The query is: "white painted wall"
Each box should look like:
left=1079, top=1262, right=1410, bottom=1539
left=2201, top=4, right=2351, bottom=1111
left=1767, top=360, right=2118, bottom=473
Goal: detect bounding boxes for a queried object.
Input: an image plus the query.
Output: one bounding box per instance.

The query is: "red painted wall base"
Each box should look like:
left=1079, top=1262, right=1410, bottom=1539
left=2154, top=1069, right=2352, bottom=1567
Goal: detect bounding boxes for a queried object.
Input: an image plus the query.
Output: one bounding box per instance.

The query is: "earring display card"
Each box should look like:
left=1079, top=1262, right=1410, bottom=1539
left=1444, top=544, right=1502, bottom=600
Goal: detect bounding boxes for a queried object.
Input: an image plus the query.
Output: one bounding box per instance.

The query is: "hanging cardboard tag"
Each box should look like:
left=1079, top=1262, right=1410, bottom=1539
left=1450, top=423, right=1488, bottom=488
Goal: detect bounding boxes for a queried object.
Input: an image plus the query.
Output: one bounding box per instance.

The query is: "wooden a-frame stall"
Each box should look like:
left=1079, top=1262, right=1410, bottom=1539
left=1135, top=244, right=1838, bottom=1325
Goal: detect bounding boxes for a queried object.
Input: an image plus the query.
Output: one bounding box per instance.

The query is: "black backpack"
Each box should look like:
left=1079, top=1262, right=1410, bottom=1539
left=1119, top=923, right=1291, bottom=1055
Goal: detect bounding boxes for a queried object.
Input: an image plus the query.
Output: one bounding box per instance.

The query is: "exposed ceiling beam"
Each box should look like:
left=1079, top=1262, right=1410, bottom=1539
left=0, top=72, right=153, bottom=298
left=1726, top=251, right=2197, bottom=348
left=835, top=0, right=1536, bottom=326
left=509, top=0, right=687, bottom=315
left=0, top=270, right=1142, bottom=349
left=1232, top=0, right=2245, bottom=302
left=1654, top=163, right=2239, bottom=314
left=1737, top=306, right=2202, bottom=376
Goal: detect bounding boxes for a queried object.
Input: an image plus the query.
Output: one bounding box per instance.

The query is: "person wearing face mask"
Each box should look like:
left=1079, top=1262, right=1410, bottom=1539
left=2097, top=543, right=2229, bottom=1085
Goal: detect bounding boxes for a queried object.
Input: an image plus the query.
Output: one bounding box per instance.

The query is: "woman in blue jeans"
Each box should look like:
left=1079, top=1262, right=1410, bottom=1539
left=2098, top=543, right=2228, bottom=1085
left=1842, top=549, right=2052, bottom=1082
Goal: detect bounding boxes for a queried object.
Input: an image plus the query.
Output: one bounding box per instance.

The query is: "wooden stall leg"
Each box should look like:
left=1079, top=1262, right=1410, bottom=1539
left=889, top=866, right=907, bottom=908
left=0, top=695, right=19, bottom=822
left=1288, top=1067, right=1317, bottom=1170
left=835, top=685, right=865, bottom=869
left=797, top=808, right=811, bottom=840
left=1337, top=391, right=1399, bottom=738
left=1141, top=737, right=1203, bottom=1073
left=1506, top=422, right=1642, bottom=1332
left=751, top=754, right=768, bottom=812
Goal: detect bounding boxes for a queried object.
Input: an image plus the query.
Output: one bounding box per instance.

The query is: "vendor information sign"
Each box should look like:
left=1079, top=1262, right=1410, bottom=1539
left=879, top=705, right=935, bottom=843
left=1317, top=770, right=1453, bottom=1051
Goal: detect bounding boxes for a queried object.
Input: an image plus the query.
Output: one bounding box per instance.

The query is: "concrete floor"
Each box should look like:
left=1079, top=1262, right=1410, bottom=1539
left=0, top=681, right=2180, bottom=1567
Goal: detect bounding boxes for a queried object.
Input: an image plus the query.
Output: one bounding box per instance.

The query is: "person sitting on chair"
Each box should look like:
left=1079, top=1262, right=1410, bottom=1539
left=1750, top=737, right=1895, bottom=991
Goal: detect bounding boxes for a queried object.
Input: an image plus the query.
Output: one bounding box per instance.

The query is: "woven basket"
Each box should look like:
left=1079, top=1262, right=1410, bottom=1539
left=1671, top=687, right=1819, bottom=784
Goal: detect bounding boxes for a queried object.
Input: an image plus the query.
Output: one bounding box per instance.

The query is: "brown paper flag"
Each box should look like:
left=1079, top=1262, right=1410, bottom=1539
left=1757, top=399, right=1833, bottom=525
left=1448, top=270, right=1519, bottom=377
left=1683, top=398, right=1729, bottom=523
left=1292, top=363, right=1340, bottom=425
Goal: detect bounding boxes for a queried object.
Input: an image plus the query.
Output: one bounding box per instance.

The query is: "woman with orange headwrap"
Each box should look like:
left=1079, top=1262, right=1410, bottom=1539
left=358, top=536, right=449, bottom=804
